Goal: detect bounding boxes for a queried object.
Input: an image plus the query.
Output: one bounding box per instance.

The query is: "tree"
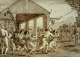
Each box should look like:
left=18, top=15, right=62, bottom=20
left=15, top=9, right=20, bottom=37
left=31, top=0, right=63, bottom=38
left=66, top=0, right=80, bottom=27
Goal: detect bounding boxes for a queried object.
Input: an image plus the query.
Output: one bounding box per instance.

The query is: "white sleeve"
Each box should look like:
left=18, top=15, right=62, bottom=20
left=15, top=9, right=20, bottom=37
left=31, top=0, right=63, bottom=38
left=50, top=32, right=54, bottom=37
left=6, top=31, right=8, bottom=37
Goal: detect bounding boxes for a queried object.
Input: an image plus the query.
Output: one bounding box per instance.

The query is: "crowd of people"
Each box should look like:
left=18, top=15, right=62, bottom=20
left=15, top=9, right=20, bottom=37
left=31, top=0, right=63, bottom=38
left=0, top=25, right=59, bottom=55
left=0, top=23, right=79, bottom=55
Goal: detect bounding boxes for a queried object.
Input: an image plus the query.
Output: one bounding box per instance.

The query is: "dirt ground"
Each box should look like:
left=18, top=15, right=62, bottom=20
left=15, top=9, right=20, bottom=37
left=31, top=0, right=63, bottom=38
left=0, top=45, right=80, bottom=57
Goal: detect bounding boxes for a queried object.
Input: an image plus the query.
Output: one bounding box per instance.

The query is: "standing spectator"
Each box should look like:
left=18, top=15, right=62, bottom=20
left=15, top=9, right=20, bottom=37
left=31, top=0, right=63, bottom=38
left=0, top=25, right=9, bottom=55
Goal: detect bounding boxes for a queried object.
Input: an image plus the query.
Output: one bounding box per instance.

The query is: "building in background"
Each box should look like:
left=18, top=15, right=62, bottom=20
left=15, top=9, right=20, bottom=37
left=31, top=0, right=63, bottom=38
left=0, top=0, right=50, bottom=36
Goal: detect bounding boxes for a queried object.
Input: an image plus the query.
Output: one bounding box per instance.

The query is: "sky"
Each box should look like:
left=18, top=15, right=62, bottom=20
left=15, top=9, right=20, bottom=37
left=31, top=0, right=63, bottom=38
left=0, top=0, right=78, bottom=29
left=33, top=0, right=77, bottom=17
left=33, top=0, right=78, bottom=29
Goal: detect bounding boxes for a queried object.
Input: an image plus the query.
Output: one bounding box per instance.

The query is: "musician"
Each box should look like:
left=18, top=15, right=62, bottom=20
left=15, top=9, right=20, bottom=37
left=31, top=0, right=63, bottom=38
left=40, top=29, right=54, bottom=53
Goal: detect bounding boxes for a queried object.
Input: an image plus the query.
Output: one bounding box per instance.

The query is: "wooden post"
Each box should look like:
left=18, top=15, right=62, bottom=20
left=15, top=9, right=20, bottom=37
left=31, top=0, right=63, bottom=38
left=43, top=15, right=47, bottom=32
left=16, top=22, right=20, bottom=32
left=33, top=19, right=37, bottom=36
left=33, top=19, right=38, bottom=49
left=26, top=22, right=29, bottom=31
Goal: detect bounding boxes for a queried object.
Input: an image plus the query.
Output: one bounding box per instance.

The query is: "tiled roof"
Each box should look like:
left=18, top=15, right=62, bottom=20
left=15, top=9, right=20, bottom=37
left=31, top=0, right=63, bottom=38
left=0, top=0, right=50, bottom=14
